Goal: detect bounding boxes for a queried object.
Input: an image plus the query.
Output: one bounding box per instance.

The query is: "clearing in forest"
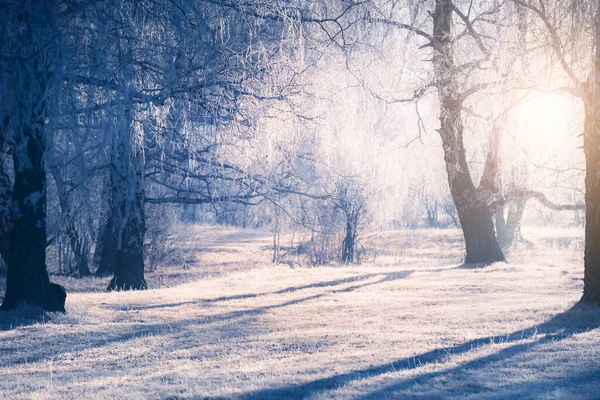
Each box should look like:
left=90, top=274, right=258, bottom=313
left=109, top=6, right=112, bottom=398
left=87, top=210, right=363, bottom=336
left=1, top=226, right=599, bottom=399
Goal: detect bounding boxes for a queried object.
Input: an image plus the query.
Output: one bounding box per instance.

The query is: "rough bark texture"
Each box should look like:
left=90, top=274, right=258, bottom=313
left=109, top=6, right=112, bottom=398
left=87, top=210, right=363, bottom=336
left=106, top=119, right=147, bottom=291
left=582, top=101, right=600, bottom=304
left=1, top=0, right=66, bottom=312
left=581, top=4, right=600, bottom=305
left=94, top=210, right=117, bottom=277
left=431, top=0, right=505, bottom=265
left=1, top=125, right=63, bottom=310
left=0, top=146, right=11, bottom=272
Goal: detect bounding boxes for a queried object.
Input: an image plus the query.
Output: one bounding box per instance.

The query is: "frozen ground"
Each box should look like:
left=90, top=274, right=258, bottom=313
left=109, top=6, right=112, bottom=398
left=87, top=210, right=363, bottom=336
left=1, top=226, right=599, bottom=399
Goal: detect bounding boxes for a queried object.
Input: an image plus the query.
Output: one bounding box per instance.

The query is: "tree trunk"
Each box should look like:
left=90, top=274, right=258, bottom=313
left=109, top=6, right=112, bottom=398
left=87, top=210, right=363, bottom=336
left=341, top=219, right=355, bottom=263
left=341, top=206, right=360, bottom=264
left=582, top=102, right=600, bottom=304
left=67, top=223, right=91, bottom=277
left=0, top=145, right=10, bottom=272
left=431, top=0, right=504, bottom=265
left=106, top=116, right=147, bottom=291
left=1, top=123, right=67, bottom=310
left=94, top=209, right=117, bottom=277
left=581, top=4, right=600, bottom=305
left=1, top=0, right=66, bottom=311
left=459, top=204, right=505, bottom=264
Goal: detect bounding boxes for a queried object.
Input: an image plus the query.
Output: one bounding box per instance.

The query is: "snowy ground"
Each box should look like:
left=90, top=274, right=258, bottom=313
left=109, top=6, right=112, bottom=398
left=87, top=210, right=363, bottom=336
left=1, top=226, right=600, bottom=399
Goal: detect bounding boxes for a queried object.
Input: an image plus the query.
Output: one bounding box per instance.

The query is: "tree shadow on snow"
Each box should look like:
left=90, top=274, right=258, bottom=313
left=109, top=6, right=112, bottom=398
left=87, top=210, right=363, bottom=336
left=238, top=304, right=600, bottom=400
left=0, top=306, right=60, bottom=331
left=0, top=271, right=413, bottom=367
left=117, top=271, right=414, bottom=311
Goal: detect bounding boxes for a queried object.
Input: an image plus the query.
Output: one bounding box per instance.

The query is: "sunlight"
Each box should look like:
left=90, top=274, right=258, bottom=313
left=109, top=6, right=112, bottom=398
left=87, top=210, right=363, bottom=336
left=511, top=92, right=581, bottom=157
left=2, top=0, right=598, bottom=398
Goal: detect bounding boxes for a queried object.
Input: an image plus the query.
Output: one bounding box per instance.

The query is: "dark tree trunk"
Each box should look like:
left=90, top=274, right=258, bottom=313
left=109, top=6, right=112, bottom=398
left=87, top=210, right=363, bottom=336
left=94, top=210, right=117, bottom=277
left=106, top=116, right=147, bottom=291
left=1, top=0, right=66, bottom=311
left=106, top=166, right=147, bottom=290
left=582, top=102, right=600, bottom=303
left=460, top=205, right=505, bottom=264
left=67, top=223, right=91, bottom=277
left=581, top=4, right=600, bottom=305
left=431, top=0, right=505, bottom=265
left=341, top=219, right=355, bottom=264
left=1, top=119, right=66, bottom=311
left=0, top=145, right=11, bottom=273
left=582, top=99, right=600, bottom=304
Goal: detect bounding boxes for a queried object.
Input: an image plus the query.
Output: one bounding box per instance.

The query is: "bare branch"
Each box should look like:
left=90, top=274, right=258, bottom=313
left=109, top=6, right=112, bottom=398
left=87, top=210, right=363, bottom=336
left=511, top=0, right=583, bottom=89
left=488, top=189, right=584, bottom=214
left=368, top=17, right=437, bottom=45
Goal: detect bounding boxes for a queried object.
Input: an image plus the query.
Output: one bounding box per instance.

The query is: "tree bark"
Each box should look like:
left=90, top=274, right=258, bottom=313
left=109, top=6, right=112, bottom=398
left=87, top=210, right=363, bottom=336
left=431, top=0, right=505, bottom=265
left=0, top=144, right=10, bottom=272
left=94, top=209, right=117, bottom=277
left=1, top=0, right=66, bottom=311
left=106, top=116, right=147, bottom=291
left=582, top=101, right=600, bottom=303
left=581, top=4, right=600, bottom=305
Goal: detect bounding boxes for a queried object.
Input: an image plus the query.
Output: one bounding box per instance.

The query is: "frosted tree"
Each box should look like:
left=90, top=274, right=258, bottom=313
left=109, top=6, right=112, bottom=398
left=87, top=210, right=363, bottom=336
left=0, top=0, right=66, bottom=311
left=86, top=0, right=357, bottom=287
left=362, top=0, right=520, bottom=263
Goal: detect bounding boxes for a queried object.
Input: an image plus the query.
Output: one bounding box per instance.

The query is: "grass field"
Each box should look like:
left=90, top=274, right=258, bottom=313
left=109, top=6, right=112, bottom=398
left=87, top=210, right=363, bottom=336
left=1, top=226, right=599, bottom=399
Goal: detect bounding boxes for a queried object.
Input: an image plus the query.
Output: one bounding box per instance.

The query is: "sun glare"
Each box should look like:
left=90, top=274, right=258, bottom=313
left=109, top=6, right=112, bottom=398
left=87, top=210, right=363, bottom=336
left=511, top=93, right=581, bottom=157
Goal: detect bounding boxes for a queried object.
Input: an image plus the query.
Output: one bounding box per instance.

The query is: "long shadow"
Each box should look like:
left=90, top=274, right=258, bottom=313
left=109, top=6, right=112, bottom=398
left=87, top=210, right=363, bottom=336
left=123, top=271, right=414, bottom=310
left=0, top=307, right=55, bottom=331
left=0, top=271, right=413, bottom=367
left=334, top=271, right=412, bottom=292
left=357, top=306, right=600, bottom=399
left=0, top=293, right=323, bottom=367
left=238, top=304, right=600, bottom=400
left=201, top=273, right=390, bottom=303
left=473, top=368, right=600, bottom=399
